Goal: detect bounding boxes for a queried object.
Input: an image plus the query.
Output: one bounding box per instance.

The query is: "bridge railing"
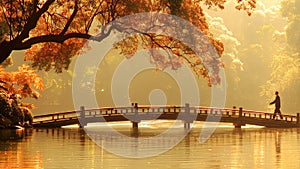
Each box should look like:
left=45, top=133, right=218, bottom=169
left=33, top=111, right=79, bottom=123
left=82, top=105, right=187, bottom=117
left=138, top=105, right=188, bottom=114
left=189, top=106, right=239, bottom=118
left=191, top=106, right=299, bottom=124
left=242, top=109, right=299, bottom=123
left=82, top=106, right=146, bottom=117
left=33, top=105, right=300, bottom=126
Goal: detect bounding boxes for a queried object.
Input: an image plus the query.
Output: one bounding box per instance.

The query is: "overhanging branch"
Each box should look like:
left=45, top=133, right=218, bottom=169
left=60, top=0, right=78, bottom=35
left=15, top=33, right=91, bottom=50
left=15, top=24, right=116, bottom=50
left=16, top=0, right=55, bottom=42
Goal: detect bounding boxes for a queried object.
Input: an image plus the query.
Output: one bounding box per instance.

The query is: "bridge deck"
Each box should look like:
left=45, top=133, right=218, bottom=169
left=32, top=105, right=300, bottom=128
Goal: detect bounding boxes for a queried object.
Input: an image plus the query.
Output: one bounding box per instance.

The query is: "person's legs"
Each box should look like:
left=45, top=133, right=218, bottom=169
left=277, top=109, right=283, bottom=119
left=273, top=109, right=277, bottom=119
left=273, top=108, right=283, bottom=119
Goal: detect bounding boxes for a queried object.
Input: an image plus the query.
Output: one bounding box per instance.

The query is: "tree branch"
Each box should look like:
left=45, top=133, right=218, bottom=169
left=16, top=0, right=55, bottom=42
left=0, top=6, right=13, bottom=40
left=15, top=33, right=91, bottom=50
left=33, top=0, right=38, bottom=14
left=15, top=25, right=116, bottom=50
left=85, top=2, right=105, bottom=33
left=60, top=0, right=78, bottom=35
left=0, top=0, right=55, bottom=63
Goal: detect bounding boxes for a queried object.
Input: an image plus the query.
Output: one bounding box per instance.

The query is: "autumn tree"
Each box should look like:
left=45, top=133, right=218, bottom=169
left=0, top=0, right=257, bottom=127
left=0, top=0, right=256, bottom=84
left=0, top=65, right=43, bottom=128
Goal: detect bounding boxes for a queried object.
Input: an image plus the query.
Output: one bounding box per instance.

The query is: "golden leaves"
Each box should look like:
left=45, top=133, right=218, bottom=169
left=25, top=38, right=87, bottom=72
left=0, top=0, right=34, bottom=35
left=114, top=34, right=139, bottom=59
left=1, top=0, right=256, bottom=86
left=235, top=0, right=256, bottom=16
left=0, top=64, right=44, bottom=100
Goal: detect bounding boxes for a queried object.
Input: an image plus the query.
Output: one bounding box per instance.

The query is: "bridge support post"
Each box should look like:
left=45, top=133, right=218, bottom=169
left=132, top=121, right=139, bottom=128
left=234, top=124, right=242, bottom=128
left=79, top=106, right=87, bottom=128
left=234, top=107, right=244, bottom=128
left=297, top=113, right=300, bottom=126
left=184, top=122, right=191, bottom=130
left=131, top=103, right=139, bottom=129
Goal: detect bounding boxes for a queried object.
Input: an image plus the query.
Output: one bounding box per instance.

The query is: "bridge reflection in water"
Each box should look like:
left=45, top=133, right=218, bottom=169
left=3, top=127, right=299, bottom=168
left=33, top=103, right=300, bottom=128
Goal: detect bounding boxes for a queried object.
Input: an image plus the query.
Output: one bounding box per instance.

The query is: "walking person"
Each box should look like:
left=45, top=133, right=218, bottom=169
left=269, top=91, right=283, bottom=119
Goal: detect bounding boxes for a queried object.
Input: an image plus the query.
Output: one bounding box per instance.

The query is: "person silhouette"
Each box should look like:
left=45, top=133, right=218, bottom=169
left=269, top=91, right=283, bottom=119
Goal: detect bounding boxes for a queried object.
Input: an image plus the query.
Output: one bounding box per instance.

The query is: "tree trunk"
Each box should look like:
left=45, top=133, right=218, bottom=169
left=0, top=41, right=14, bottom=64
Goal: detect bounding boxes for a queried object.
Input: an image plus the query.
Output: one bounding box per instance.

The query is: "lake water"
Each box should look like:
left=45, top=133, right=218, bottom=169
left=1, top=121, right=300, bottom=169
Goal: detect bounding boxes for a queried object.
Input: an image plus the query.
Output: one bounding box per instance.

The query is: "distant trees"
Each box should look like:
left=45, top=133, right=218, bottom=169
left=264, top=0, right=300, bottom=112
left=281, top=0, right=300, bottom=53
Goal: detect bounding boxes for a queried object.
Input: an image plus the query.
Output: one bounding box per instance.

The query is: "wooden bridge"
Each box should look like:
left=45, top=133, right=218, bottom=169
left=32, top=104, right=300, bottom=128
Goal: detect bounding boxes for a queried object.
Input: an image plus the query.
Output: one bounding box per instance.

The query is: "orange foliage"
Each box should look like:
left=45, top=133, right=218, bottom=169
left=0, top=0, right=256, bottom=84
left=0, top=65, right=44, bottom=100
left=25, top=38, right=87, bottom=73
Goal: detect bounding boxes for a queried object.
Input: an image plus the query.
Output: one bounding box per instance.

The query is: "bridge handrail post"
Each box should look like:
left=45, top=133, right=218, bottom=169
left=234, top=107, right=243, bottom=128
left=80, top=106, right=85, bottom=119
left=79, top=106, right=87, bottom=128
left=239, top=107, right=243, bottom=117
left=131, top=102, right=135, bottom=114
left=232, top=106, right=236, bottom=116
left=185, top=103, right=190, bottom=114
left=134, top=103, right=138, bottom=115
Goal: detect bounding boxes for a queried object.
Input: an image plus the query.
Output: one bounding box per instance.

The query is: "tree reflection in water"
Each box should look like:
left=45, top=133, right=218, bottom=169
left=0, top=129, right=43, bottom=168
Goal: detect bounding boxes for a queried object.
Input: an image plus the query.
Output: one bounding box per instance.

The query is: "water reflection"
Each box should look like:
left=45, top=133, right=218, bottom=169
left=275, top=130, right=281, bottom=153
left=130, top=127, right=140, bottom=137
left=0, top=126, right=299, bottom=169
left=0, top=128, right=24, bottom=141
left=275, top=129, right=281, bottom=168
left=35, top=128, right=87, bottom=142
left=0, top=129, right=44, bottom=168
